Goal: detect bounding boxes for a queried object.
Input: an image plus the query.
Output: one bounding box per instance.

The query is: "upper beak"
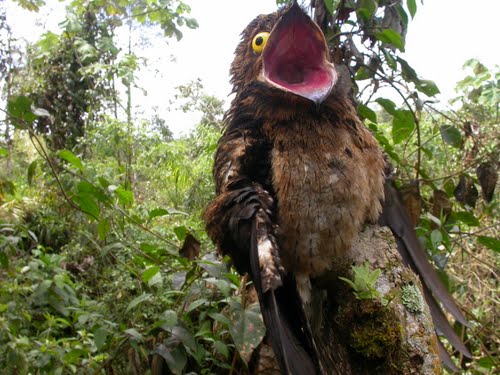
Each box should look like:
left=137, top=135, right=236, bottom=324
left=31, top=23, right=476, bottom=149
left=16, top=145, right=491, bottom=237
left=261, top=2, right=337, bottom=105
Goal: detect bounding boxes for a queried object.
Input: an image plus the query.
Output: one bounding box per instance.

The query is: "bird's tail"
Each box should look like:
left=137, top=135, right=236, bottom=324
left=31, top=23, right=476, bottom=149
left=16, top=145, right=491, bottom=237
left=381, top=180, right=471, bottom=371
left=250, top=220, right=321, bottom=375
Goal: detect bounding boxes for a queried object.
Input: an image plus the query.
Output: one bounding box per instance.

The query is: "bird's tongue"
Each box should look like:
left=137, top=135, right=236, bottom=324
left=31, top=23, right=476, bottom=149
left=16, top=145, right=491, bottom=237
left=262, top=2, right=337, bottom=104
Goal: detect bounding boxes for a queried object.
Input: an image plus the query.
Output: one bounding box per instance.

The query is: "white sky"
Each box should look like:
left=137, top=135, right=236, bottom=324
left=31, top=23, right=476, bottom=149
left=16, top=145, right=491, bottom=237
left=5, top=0, right=499, bottom=137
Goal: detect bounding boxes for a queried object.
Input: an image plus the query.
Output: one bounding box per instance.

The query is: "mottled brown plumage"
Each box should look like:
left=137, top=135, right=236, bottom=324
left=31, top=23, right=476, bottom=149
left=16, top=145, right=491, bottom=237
left=205, top=2, right=469, bottom=374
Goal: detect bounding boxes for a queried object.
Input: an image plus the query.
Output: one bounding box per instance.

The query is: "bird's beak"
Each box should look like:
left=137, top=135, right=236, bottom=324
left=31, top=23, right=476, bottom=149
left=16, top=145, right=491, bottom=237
left=262, top=2, right=337, bottom=105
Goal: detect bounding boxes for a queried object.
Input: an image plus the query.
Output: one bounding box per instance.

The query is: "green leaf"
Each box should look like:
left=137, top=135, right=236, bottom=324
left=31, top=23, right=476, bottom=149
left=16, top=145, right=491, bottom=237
left=0, top=252, right=8, bottom=268
left=324, top=0, right=336, bottom=15
left=186, top=298, right=207, bottom=313
left=339, top=276, right=358, bottom=291
left=142, top=266, right=160, bottom=283
left=430, top=229, right=443, bottom=247
left=154, top=345, right=186, bottom=374
left=230, top=302, right=266, bottom=363
left=7, top=96, right=37, bottom=124
left=27, top=160, right=38, bottom=185
left=209, top=312, right=231, bottom=326
left=397, top=57, right=418, bottom=82
left=382, top=48, right=397, bottom=70
left=357, top=0, right=377, bottom=22
left=206, top=277, right=232, bottom=296
left=57, top=150, right=84, bottom=171
left=0, top=148, right=8, bottom=157
left=214, top=340, right=229, bottom=358
left=477, top=356, right=496, bottom=369
left=77, top=180, right=100, bottom=197
left=439, top=125, right=462, bottom=148
left=171, top=325, right=196, bottom=351
left=358, top=104, right=377, bottom=123
left=477, top=236, right=500, bottom=253
left=450, top=211, right=480, bottom=227
left=392, top=110, right=415, bottom=144
left=185, top=18, right=199, bottom=29
left=94, top=327, right=108, bottom=350
left=162, top=310, right=178, bottom=328
left=126, top=293, right=152, bottom=312
left=124, top=328, right=144, bottom=342
left=407, top=0, right=417, bottom=18
left=174, top=226, right=187, bottom=241
left=74, top=193, right=100, bottom=219
left=140, top=242, right=158, bottom=254
left=355, top=66, right=373, bottom=81
left=375, top=97, right=397, bottom=115
left=415, top=79, right=440, bottom=97
left=375, top=29, right=405, bottom=51
left=114, top=187, right=133, bottom=206
left=97, top=218, right=110, bottom=240
left=149, top=208, right=169, bottom=219
left=64, top=349, right=87, bottom=364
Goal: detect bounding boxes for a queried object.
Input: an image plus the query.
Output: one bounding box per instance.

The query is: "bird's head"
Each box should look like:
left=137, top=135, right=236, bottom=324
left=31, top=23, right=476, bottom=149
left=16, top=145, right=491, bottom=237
left=230, top=1, right=337, bottom=105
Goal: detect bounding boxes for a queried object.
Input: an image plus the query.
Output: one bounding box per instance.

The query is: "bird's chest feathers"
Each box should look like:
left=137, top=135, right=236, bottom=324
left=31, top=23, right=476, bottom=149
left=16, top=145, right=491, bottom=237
left=266, top=120, right=384, bottom=277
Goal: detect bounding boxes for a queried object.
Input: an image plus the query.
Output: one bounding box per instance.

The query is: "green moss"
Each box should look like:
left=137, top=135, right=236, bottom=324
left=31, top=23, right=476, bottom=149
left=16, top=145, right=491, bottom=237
left=349, top=302, right=403, bottom=359
left=401, top=284, right=424, bottom=314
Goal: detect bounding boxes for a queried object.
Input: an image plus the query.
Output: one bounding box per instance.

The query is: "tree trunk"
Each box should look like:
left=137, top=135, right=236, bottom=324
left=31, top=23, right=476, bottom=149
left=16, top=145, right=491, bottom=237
left=252, top=225, right=441, bottom=374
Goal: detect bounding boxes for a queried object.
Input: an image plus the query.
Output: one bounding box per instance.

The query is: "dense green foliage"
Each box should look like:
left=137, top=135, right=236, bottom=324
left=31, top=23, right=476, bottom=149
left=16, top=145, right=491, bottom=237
left=0, top=0, right=498, bottom=374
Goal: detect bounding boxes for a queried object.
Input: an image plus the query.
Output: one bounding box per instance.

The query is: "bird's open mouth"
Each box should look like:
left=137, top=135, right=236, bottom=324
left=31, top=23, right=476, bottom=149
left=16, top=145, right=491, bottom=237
left=262, top=2, right=337, bottom=104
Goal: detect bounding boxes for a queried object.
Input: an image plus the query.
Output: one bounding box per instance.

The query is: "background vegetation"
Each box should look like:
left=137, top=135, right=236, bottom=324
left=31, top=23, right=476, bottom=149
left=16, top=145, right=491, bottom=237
left=0, top=0, right=497, bottom=373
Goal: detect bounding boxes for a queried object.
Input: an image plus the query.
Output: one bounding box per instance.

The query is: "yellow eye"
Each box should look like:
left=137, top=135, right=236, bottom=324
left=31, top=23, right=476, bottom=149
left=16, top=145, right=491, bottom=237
left=252, top=32, right=270, bottom=54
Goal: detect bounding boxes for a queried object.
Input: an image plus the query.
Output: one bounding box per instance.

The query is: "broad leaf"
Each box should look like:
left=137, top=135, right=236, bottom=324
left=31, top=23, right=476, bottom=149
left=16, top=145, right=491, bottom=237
left=415, top=79, right=440, bottom=97
left=392, top=109, right=415, bottom=144
left=149, top=208, right=169, bottom=219
left=407, top=0, right=417, bottom=18
left=375, top=29, right=405, bottom=51
left=397, top=57, right=418, bottom=82
left=174, top=226, right=188, bottom=241
left=153, top=344, right=186, bottom=375
left=94, top=327, right=108, bottom=350
left=7, top=96, right=37, bottom=124
left=97, top=218, right=110, bottom=240
left=477, top=236, right=500, bottom=253
left=357, top=0, right=377, bottom=21
left=57, top=150, right=84, bottom=171
left=324, top=0, right=338, bottom=15
left=375, top=97, right=397, bottom=115
left=171, top=325, right=196, bottom=351
left=439, top=125, right=463, bottom=148
left=358, top=104, right=377, bottom=123
left=450, top=211, right=480, bottom=227
left=355, top=66, right=373, bottom=80
left=126, top=293, right=152, bottom=312
left=74, top=193, right=100, bottom=219
left=124, top=328, right=144, bottom=342
left=229, top=302, right=266, bottom=363
left=27, top=160, right=38, bottom=186
left=142, top=266, right=160, bottom=283
left=114, top=187, right=133, bottom=205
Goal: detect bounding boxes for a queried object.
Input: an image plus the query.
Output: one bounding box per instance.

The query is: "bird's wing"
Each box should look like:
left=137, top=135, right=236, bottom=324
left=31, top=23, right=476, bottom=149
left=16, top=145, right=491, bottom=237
left=380, top=179, right=471, bottom=366
left=204, top=124, right=320, bottom=375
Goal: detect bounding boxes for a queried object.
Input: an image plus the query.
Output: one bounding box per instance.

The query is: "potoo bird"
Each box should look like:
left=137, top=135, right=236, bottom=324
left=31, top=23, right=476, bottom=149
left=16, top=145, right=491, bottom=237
left=204, top=2, right=470, bottom=374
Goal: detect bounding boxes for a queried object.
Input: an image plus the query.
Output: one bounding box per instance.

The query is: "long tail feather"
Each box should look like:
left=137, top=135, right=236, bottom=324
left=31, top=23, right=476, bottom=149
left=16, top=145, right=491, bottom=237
left=437, top=340, right=461, bottom=373
left=381, top=181, right=470, bottom=357
left=250, top=220, right=319, bottom=375
left=423, top=287, right=472, bottom=357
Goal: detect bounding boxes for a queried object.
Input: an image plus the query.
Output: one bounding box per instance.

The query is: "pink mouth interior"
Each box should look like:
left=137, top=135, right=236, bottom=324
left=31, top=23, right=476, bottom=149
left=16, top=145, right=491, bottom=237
left=263, top=21, right=335, bottom=102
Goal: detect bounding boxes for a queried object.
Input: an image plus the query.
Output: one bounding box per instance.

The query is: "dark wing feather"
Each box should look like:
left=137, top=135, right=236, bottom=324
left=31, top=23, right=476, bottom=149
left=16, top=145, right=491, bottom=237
left=380, top=180, right=471, bottom=360
left=250, top=220, right=319, bottom=375
left=204, top=123, right=320, bottom=374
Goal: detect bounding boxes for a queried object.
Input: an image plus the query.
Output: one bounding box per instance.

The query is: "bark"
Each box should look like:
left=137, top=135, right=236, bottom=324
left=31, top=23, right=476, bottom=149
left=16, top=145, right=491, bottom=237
left=252, top=225, right=441, bottom=375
